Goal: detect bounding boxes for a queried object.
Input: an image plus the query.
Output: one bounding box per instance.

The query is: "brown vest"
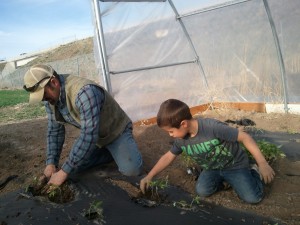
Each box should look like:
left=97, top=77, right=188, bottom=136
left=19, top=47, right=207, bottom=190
left=51, top=74, right=131, bottom=147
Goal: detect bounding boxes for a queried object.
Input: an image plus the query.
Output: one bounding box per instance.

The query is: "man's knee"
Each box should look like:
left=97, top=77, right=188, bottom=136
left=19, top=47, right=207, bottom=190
left=120, top=162, right=143, bottom=176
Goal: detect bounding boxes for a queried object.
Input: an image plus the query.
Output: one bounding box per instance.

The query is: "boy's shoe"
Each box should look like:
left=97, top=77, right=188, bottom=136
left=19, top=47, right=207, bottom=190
left=250, top=163, right=263, bottom=180
left=222, top=181, right=231, bottom=190
left=186, top=167, right=200, bottom=181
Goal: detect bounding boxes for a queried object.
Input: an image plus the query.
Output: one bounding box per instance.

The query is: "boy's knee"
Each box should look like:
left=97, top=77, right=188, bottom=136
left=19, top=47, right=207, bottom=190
left=242, top=195, right=263, bottom=204
left=195, top=184, right=215, bottom=197
left=238, top=189, right=264, bottom=204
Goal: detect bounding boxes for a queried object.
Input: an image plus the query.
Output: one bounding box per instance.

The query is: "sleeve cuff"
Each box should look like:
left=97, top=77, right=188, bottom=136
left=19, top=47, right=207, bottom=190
left=46, top=159, right=57, bottom=166
left=61, top=162, right=73, bottom=174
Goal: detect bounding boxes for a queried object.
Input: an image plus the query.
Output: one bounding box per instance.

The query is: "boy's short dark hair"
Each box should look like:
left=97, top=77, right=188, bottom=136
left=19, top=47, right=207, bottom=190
left=157, top=99, right=192, bottom=128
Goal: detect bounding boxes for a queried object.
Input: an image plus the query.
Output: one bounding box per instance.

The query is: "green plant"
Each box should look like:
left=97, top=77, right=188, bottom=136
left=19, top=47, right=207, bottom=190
left=241, top=140, right=285, bottom=163
left=48, top=185, right=60, bottom=198
left=181, top=151, right=197, bottom=168
left=173, top=200, right=189, bottom=208
left=24, top=185, right=31, bottom=193
left=257, top=140, right=285, bottom=162
left=287, top=129, right=299, bottom=134
left=149, top=176, right=169, bottom=199
left=32, top=176, right=38, bottom=183
left=190, top=195, right=201, bottom=207
left=173, top=195, right=202, bottom=209
left=24, top=176, right=39, bottom=193
left=84, top=200, right=104, bottom=222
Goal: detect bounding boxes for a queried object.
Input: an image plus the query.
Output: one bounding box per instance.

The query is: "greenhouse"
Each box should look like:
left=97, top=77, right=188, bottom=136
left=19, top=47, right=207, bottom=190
left=91, top=0, right=300, bottom=122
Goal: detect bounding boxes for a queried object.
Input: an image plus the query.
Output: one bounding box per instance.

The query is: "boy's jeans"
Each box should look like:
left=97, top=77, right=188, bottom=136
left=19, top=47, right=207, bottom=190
left=195, top=168, right=264, bottom=204
left=72, top=122, right=143, bottom=176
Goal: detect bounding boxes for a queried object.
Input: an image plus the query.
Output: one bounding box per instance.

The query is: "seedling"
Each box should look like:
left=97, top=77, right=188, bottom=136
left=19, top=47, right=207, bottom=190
left=47, top=185, right=60, bottom=198
left=241, top=140, right=285, bottom=164
left=173, top=195, right=202, bottom=209
left=181, top=151, right=197, bottom=168
left=24, top=176, right=46, bottom=195
left=173, top=200, right=189, bottom=208
left=190, top=195, right=201, bottom=207
left=83, top=200, right=104, bottom=223
left=180, top=152, right=200, bottom=178
left=149, top=176, right=168, bottom=200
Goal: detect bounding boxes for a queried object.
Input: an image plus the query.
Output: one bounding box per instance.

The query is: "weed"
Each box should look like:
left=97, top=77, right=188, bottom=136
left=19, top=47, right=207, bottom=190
left=287, top=129, right=299, bottom=134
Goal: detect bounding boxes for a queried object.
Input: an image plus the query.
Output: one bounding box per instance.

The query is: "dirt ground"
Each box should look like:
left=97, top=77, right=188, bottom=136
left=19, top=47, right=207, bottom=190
left=0, top=108, right=300, bottom=225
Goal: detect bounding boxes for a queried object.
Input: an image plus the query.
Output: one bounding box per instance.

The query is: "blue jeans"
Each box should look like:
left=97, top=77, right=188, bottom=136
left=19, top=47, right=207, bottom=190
left=71, top=122, right=143, bottom=176
left=195, top=168, right=264, bottom=204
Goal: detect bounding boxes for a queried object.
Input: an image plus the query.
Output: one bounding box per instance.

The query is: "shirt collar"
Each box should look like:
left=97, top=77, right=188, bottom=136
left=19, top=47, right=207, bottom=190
left=57, top=75, right=66, bottom=106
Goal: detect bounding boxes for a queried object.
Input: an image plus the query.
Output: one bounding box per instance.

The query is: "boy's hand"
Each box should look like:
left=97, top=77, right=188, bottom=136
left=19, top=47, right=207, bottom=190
left=140, top=176, right=152, bottom=194
left=258, top=162, right=275, bottom=184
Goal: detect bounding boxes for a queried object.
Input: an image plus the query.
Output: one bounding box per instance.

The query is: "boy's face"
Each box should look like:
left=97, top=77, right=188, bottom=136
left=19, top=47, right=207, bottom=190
left=162, top=121, right=188, bottom=139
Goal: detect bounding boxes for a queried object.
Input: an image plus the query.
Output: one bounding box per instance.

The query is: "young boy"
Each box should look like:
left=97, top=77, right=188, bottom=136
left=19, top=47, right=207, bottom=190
left=140, top=99, right=275, bottom=204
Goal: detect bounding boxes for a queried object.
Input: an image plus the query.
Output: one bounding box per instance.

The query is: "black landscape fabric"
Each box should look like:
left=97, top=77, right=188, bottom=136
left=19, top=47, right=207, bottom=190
left=0, top=171, right=281, bottom=225
left=1, top=130, right=298, bottom=225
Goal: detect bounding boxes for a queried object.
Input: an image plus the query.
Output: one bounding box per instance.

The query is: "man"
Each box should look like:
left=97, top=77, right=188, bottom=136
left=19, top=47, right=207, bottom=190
left=23, top=64, right=143, bottom=188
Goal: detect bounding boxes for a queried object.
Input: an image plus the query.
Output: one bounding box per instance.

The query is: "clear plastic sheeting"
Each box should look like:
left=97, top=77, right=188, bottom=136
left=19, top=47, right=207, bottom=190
left=267, top=0, right=300, bottom=103
left=92, top=0, right=300, bottom=122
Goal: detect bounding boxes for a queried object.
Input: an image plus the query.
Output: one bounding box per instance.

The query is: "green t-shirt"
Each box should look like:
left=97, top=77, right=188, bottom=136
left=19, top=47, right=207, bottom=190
left=171, top=118, right=249, bottom=170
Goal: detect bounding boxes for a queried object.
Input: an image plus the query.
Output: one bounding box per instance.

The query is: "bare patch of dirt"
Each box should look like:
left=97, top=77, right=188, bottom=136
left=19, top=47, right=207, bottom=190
left=0, top=108, right=300, bottom=225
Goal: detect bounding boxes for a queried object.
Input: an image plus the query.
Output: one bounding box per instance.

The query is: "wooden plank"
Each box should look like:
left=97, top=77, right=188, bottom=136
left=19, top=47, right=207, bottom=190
left=133, top=102, right=266, bottom=126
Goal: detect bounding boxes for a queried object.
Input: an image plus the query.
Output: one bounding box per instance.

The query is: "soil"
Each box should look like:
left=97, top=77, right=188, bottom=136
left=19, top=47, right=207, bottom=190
left=0, top=108, right=300, bottom=225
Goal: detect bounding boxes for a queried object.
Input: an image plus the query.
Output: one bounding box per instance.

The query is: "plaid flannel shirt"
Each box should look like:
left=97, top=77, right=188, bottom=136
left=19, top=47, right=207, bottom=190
left=44, top=76, right=104, bottom=174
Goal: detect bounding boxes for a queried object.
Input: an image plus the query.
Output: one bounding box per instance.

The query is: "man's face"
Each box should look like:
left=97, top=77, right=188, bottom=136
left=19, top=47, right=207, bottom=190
left=42, top=78, right=60, bottom=105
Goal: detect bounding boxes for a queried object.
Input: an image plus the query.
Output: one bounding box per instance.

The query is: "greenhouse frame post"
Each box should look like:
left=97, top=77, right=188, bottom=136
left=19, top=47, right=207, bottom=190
left=168, top=0, right=209, bottom=88
left=92, top=0, right=112, bottom=93
left=263, top=0, right=289, bottom=113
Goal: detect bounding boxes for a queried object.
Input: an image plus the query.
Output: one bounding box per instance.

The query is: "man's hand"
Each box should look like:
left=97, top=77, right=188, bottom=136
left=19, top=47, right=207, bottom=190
left=140, top=176, right=153, bottom=194
left=41, top=169, right=68, bottom=194
left=39, top=164, right=57, bottom=183
left=43, top=164, right=57, bottom=179
left=258, top=162, right=275, bottom=184
left=48, top=169, right=68, bottom=186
